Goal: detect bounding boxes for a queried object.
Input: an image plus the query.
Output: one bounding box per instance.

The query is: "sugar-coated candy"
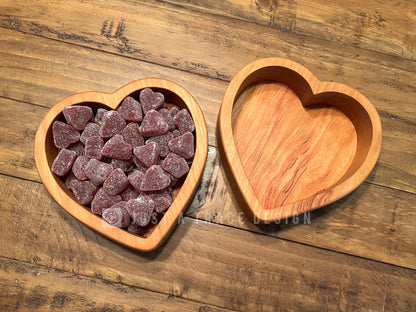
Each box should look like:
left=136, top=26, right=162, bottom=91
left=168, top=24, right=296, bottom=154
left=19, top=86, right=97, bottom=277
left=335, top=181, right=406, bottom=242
left=63, top=105, right=93, bottom=131
left=165, top=172, right=179, bottom=188
left=127, top=222, right=148, bottom=236
left=168, top=132, right=195, bottom=159
left=52, top=121, right=80, bottom=149
left=69, top=179, right=99, bottom=205
left=146, top=131, right=174, bottom=157
left=126, top=196, right=155, bottom=227
left=158, top=108, right=175, bottom=131
left=128, top=169, right=145, bottom=191
left=139, top=110, right=169, bottom=137
left=84, top=136, right=103, bottom=160
left=99, top=110, right=126, bottom=138
left=120, top=185, right=141, bottom=201
left=110, top=158, right=134, bottom=172
left=91, top=187, right=122, bottom=215
left=132, top=156, right=148, bottom=173
left=148, top=189, right=173, bottom=213
left=162, top=152, right=189, bottom=179
left=173, top=108, right=195, bottom=134
left=102, top=201, right=131, bottom=228
left=52, top=87, right=197, bottom=237
left=101, top=134, right=132, bottom=160
left=103, top=168, right=130, bottom=195
left=169, top=105, right=180, bottom=117
left=80, top=122, right=100, bottom=144
left=140, top=88, right=165, bottom=114
left=117, top=96, right=143, bottom=122
left=122, top=122, right=144, bottom=148
left=85, top=159, right=113, bottom=186
left=140, top=165, right=171, bottom=192
left=133, top=142, right=160, bottom=168
left=51, top=149, right=77, bottom=176
left=65, top=172, right=77, bottom=190
left=67, top=141, right=85, bottom=156
left=72, top=155, right=89, bottom=180
left=95, top=108, right=108, bottom=125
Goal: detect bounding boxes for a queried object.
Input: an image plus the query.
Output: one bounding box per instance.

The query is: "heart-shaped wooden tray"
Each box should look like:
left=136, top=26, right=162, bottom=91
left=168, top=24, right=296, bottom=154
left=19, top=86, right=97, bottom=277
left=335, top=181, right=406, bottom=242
left=218, top=58, right=382, bottom=223
left=34, top=78, right=208, bottom=251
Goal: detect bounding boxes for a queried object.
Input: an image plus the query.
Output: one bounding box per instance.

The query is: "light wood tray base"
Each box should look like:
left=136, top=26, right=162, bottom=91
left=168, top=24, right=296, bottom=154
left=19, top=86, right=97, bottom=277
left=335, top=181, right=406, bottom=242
left=219, top=58, right=382, bottom=223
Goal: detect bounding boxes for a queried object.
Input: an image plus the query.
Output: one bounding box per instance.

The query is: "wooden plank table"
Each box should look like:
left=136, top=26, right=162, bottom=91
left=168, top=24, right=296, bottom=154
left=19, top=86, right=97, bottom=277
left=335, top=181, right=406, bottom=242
left=0, top=0, right=415, bottom=310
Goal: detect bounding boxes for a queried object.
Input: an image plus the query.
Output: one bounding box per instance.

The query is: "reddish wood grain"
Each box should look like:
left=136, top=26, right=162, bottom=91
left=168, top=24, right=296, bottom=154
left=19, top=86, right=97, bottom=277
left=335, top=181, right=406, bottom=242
left=219, top=58, right=382, bottom=222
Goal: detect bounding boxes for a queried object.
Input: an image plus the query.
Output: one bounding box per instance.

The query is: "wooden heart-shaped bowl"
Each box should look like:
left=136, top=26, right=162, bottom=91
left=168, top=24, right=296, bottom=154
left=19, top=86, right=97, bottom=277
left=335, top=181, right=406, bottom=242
left=218, top=58, right=382, bottom=223
left=34, top=78, right=208, bottom=251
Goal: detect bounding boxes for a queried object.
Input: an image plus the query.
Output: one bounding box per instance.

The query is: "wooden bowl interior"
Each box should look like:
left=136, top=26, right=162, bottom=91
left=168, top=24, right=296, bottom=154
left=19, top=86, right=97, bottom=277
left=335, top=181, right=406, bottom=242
left=231, top=66, right=373, bottom=209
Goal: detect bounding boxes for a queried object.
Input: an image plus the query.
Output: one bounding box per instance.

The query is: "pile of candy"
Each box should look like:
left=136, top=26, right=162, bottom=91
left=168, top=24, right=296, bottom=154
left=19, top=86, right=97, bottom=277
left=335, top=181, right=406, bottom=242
left=50, top=88, right=195, bottom=235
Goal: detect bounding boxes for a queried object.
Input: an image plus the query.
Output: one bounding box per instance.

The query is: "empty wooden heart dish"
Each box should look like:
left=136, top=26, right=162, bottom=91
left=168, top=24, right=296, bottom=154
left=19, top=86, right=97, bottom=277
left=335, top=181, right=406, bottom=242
left=34, top=78, right=208, bottom=251
left=218, top=57, right=382, bottom=223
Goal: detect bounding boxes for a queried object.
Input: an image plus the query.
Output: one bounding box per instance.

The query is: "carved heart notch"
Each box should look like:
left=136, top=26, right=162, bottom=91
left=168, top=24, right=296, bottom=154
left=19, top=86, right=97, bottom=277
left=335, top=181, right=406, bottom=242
left=218, top=58, right=382, bottom=223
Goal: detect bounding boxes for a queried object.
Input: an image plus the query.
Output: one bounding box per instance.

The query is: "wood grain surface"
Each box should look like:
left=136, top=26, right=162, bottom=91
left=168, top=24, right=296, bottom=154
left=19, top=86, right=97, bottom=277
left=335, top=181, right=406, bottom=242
left=0, top=257, right=230, bottom=312
left=219, top=57, right=382, bottom=222
left=0, top=0, right=415, bottom=311
left=234, top=84, right=358, bottom=207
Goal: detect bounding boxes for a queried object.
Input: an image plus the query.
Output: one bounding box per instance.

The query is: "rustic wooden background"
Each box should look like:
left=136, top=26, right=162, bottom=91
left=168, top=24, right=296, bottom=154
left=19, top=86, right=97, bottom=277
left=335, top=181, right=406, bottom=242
left=0, top=0, right=415, bottom=311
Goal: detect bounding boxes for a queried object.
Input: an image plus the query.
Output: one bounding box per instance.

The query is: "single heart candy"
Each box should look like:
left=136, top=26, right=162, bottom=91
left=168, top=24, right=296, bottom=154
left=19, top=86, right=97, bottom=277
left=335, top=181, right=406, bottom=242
left=140, top=87, right=165, bottom=113
left=162, top=152, right=189, bottom=179
left=168, top=132, right=195, bottom=159
left=51, top=148, right=77, bottom=176
left=147, top=189, right=173, bottom=213
left=102, top=201, right=131, bottom=228
left=70, top=179, right=99, bottom=205
left=117, top=96, right=143, bottom=122
left=133, top=142, right=160, bottom=168
left=63, top=105, right=93, bottom=131
left=139, top=110, right=169, bottom=137
left=140, top=165, right=171, bottom=192
left=101, top=134, right=132, bottom=160
left=99, top=110, right=126, bottom=138
left=52, top=121, right=80, bottom=149
left=103, top=168, right=130, bottom=195
left=126, top=195, right=155, bottom=227
left=173, top=108, right=195, bottom=134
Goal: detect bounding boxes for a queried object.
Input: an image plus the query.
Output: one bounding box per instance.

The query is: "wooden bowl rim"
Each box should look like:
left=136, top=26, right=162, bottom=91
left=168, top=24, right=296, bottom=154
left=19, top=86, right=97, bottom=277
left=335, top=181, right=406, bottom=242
left=34, top=78, right=208, bottom=251
left=219, top=57, right=382, bottom=222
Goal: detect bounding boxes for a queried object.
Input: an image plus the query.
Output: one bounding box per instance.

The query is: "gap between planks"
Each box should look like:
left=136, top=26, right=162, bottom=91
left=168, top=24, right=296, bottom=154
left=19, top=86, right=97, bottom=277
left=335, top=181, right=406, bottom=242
left=0, top=171, right=414, bottom=274
left=0, top=255, right=235, bottom=312
left=1, top=0, right=416, bottom=123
